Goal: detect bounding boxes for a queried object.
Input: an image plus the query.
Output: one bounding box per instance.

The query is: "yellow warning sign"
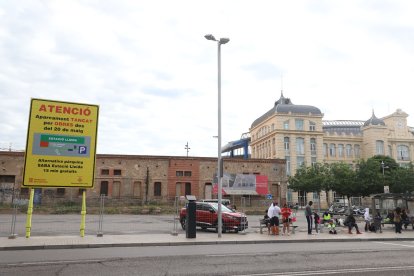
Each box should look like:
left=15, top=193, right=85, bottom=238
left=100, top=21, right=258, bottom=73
left=23, top=99, right=99, bottom=188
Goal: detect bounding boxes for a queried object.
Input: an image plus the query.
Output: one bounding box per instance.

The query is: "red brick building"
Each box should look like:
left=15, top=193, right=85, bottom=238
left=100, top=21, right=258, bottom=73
left=0, top=151, right=287, bottom=206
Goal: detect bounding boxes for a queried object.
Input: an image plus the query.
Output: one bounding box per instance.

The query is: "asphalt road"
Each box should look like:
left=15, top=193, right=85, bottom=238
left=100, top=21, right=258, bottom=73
left=1, top=241, right=414, bottom=275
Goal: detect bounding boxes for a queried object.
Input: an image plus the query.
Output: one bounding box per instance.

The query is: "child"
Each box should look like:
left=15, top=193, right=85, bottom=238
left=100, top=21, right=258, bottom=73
left=314, top=212, right=320, bottom=234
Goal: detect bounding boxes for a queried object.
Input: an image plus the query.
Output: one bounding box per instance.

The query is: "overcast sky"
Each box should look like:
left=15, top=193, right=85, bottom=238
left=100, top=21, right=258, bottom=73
left=1, top=1, right=414, bottom=157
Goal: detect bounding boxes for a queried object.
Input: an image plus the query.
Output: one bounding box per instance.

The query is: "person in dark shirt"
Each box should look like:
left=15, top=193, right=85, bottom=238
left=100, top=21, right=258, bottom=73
left=344, top=213, right=362, bottom=234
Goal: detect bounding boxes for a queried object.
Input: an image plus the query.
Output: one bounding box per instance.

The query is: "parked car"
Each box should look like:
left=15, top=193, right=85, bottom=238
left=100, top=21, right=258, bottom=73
left=201, top=198, right=231, bottom=206
left=179, top=201, right=248, bottom=233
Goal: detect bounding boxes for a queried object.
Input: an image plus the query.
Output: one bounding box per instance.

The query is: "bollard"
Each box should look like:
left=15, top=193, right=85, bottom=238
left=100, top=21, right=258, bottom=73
left=239, top=197, right=247, bottom=235
left=97, top=194, right=104, bottom=237
left=171, top=196, right=179, bottom=236
left=9, top=203, right=18, bottom=239
left=25, top=188, right=34, bottom=238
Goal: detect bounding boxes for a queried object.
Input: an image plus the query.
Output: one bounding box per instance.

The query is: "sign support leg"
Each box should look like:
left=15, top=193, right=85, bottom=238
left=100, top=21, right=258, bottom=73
left=25, top=188, right=34, bottom=238
left=80, top=190, right=86, bottom=237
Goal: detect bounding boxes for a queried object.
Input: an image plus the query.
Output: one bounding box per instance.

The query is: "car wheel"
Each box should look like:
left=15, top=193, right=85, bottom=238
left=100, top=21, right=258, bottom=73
left=180, top=218, right=186, bottom=230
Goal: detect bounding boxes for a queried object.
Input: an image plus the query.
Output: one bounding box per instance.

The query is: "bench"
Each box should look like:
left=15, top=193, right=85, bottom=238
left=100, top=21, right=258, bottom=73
left=259, top=219, right=298, bottom=234
left=381, top=219, right=414, bottom=229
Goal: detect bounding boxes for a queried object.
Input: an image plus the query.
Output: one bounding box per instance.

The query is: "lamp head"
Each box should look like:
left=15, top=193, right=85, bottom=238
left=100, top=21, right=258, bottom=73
left=204, top=34, right=216, bottom=41
left=219, top=38, right=230, bottom=44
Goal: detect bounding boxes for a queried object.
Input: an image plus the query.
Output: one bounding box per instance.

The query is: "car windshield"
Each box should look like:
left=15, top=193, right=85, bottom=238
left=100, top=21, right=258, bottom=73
left=209, top=203, right=235, bottom=213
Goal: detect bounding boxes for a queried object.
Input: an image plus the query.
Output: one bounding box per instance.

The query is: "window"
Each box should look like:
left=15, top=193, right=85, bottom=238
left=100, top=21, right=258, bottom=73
left=323, top=143, right=328, bottom=157
left=100, top=181, right=108, bottom=196
left=338, top=144, right=344, bottom=158
left=376, top=140, right=384, bottom=155
left=284, top=120, right=289, bottom=130
left=184, top=171, right=192, bottom=177
left=296, top=138, right=305, bottom=155
left=154, top=182, right=162, bottom=196
left=310, top=138, right=316, bottom=156
left=309, top=121, right=316, bottom=131
left=114, top=169, right=122, bottom=176
left=0, top=175, right=15, bottom=183
left=285, top=156, right=291, bottom=176
left=57, top=188, right=65, bottom=196
left=297, top=156, right=305, bottom=169
left=329, top=143, right=336, bottom=157
left=101, top=169, right=109, bottom=175
left=271, top=123, right=275, bottom=131
left=397, top=145, right=409, bottom=161
left=311, top=157, right=317, bottom=167
left=185, top=182, right=191, bottom=195
left=346, top=144, right=352, bottom=158
left=284, top=137, right=290, bottom=155
left=295, top=119, right=304, bottom=130
left=176, top=171, right=184, bottom=177
left=354, top=145, right=361, bottom=158
left=272, top=138, right=276, bottom=155
left=388, top=145, right=392, bottom=157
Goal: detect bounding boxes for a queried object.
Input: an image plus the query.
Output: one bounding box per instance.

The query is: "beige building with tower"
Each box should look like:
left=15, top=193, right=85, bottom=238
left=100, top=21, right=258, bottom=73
left=249, top=93, right=414, bottom=208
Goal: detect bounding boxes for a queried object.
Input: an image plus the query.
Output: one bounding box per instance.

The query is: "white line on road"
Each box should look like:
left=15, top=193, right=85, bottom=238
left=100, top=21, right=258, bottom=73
left=374, top=241, right=414, bottom=248
left=233, top=265, right=414, bottom=276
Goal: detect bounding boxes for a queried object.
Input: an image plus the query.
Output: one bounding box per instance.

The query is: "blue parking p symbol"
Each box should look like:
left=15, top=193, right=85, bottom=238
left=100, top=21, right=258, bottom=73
left=79, top=146, right=87, bottom=154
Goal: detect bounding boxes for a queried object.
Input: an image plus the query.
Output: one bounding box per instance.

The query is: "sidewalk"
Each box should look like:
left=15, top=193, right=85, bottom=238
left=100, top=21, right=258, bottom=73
left=1, top=226, right=414, bottom=251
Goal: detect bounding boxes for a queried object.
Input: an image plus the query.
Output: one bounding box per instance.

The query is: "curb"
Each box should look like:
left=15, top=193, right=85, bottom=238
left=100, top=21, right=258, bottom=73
left=1, top=237, right=414, bottom=251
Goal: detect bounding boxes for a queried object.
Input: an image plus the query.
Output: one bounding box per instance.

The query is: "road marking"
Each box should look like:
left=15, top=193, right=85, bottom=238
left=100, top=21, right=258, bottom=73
left=234, top=265, right=414, bottom=276
left=1, top=258, right=121, bottom=267
left=374, top=241, right=414, bottom=248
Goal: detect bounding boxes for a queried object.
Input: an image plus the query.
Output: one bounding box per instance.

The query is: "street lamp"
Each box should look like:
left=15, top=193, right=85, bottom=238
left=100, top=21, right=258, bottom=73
left=205, top=33, right=229, bottom=238
left=381, top=161, right=389, bottom=193
left=381, top=161, right=389, bottom=176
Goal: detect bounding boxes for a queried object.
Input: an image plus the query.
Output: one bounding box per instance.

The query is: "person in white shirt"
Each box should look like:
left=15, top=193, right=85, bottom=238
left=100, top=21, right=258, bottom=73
left=269, top=201, right=281, bottom=235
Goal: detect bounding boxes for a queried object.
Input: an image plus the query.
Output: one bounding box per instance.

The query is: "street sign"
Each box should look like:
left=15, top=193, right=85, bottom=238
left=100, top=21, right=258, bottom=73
left=266, top=194, right=273, bottom=200
left=23, top=99, right=99, bottom=188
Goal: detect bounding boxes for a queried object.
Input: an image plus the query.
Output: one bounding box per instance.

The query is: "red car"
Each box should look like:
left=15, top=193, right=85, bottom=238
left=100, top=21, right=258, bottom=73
left=179, top=201, right=248, bottom=233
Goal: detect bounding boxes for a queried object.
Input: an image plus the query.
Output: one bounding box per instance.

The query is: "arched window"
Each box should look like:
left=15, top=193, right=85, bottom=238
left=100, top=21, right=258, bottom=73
left=329, top=143, right=336, bottom=157
left=397, top=145, right=410, bottom=161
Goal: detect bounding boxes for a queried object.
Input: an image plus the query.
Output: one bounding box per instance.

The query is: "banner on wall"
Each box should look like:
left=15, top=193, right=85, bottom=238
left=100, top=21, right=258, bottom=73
left=22, top=98, right=99, bottom=188
left=213, top=173, right=268, bottom=195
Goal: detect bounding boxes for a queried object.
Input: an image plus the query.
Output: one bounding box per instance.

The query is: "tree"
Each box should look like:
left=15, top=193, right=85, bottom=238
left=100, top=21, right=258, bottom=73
left=390, top=163, right=414, bottom=193
left=288, top=163, right=328, bottom=193
left=328, top=162, right=357, bottom=212
left=355, top=158, right=384, bottom=196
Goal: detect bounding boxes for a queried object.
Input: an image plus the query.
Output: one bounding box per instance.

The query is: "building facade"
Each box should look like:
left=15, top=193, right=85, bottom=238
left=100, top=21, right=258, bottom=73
left=0, top=151, right=287, bottom=206
left=249, top=93, right=414, bottom=207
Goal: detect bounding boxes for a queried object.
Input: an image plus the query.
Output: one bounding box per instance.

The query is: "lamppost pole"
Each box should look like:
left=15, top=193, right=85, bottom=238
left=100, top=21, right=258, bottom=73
left=205, top=34, right=229, bottom=238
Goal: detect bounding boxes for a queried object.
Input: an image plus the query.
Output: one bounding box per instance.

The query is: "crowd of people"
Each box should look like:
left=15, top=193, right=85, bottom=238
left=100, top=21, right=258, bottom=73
left=264, top=200, right=411, bottom=236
